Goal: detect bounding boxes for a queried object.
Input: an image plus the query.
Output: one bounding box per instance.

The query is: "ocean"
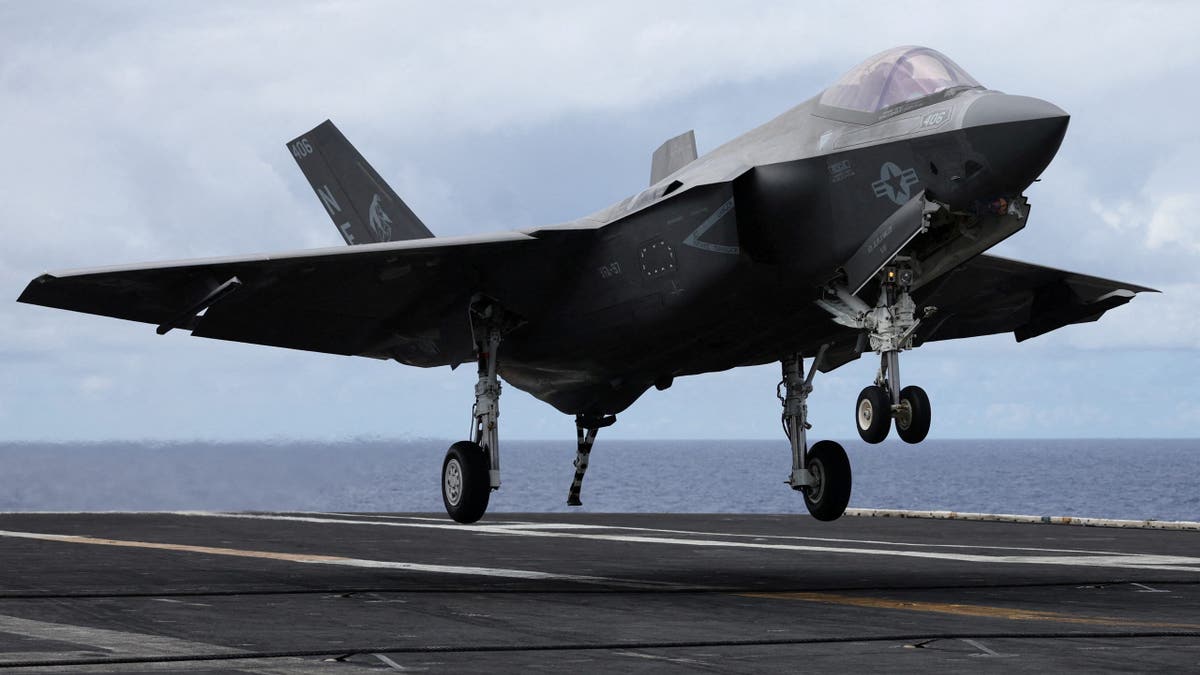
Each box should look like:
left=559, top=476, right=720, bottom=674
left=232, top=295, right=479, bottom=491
left=1, top=439, right=1196, bottom=522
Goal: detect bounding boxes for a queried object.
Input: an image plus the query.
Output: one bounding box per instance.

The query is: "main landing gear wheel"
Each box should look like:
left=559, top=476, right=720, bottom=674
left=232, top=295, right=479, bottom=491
left=895, top=385, right=931, bottom=444
left=442, top=441, right=490, bottom=524
left=856, top=385, right=891, bottom=444
left=803, top=440, right=852, bottom=522
left=779, top=350, right=851, bottom=522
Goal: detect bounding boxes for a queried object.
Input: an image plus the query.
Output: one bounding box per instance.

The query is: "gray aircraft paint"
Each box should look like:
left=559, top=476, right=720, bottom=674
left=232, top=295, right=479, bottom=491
left=649, top=130, right=698, bottom=186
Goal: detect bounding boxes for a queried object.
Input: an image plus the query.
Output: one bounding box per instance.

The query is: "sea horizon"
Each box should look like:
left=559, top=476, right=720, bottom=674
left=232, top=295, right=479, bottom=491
left=2, top=439, right=1197, bottom=522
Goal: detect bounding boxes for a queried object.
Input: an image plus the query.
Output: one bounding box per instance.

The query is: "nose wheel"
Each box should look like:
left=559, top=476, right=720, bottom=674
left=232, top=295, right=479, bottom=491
left=855, top=385, right=892, bottom=444
left=855, top=380, right=932, bottom=445
left=895, top=384, right=931, bottom=444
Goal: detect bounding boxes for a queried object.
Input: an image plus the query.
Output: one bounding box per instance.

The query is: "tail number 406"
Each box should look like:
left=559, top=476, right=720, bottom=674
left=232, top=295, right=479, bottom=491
left=290, top=138, right=314, bottom=159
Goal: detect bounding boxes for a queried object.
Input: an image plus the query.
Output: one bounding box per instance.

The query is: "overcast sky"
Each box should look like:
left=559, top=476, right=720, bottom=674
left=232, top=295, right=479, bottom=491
left=1, top=1, right=1197, bottom=442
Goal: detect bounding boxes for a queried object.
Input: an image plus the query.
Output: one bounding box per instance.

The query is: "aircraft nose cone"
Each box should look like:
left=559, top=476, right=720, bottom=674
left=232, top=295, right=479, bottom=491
left=959, top=94, right=1070, bottom=201
left=963, top=93, right=1069, bottom=128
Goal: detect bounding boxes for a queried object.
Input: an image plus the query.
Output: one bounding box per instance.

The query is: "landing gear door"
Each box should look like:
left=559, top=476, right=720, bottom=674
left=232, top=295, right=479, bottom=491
left=843, top=191, right=931, bottom=295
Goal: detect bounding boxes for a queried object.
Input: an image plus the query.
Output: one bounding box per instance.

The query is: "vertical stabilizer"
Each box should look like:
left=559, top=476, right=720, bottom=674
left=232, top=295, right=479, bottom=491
left=287, top=120, right=434, bottom=244
left=649, top=130, right=697, bottom=186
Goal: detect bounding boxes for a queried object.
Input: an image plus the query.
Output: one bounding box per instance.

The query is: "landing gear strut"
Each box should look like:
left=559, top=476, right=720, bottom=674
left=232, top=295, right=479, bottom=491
left=441, top=303, right=507, bottom=524
left=818, top=260, right=934, bottom=445
left=779, top=347, right=851, bottom=521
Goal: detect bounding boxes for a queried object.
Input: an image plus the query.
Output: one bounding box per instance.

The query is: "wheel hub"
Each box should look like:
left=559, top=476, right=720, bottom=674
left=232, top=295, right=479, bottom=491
left=857, top=399, right=874, bottom=430
left=895, top=400, right=912, bottom=430
left=444, top=458, right=463, bottom=506
left=806, top=458, right=826, bottom=503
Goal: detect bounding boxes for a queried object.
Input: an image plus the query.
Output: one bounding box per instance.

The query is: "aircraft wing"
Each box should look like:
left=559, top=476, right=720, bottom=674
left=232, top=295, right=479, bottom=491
left=18, top=229, right=588, bottom=367
left=914, top=254, right=1157, bottom=344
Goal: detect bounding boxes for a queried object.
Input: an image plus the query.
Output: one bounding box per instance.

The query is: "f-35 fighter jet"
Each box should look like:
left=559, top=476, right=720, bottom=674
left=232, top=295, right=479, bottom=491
left=20, top=46, right=1154, bottom=523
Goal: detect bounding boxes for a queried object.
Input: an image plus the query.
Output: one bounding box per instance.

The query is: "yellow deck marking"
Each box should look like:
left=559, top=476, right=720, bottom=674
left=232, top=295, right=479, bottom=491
left=0, top=528, right=654, bottom=586
left=1, top=529, right=368, bottom=564
left=742, top=592, right=1200, bottom=630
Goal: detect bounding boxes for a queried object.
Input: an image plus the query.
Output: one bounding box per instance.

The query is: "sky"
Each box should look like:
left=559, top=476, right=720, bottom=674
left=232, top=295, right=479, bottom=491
left=0, top=1, right=1197, bottom=442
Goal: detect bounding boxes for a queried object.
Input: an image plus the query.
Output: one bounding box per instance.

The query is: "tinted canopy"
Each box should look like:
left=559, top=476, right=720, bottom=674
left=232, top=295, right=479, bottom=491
left=820, top=46, right=981, bottom=114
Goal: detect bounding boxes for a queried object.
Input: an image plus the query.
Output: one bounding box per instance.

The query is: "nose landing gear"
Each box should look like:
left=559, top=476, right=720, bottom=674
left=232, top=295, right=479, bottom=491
left=819, top=260, right=934, bottom=445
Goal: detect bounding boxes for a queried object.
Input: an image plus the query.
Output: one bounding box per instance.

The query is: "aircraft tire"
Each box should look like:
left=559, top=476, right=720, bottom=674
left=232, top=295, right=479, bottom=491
left=442, top=441, right=490, bottom=524
left=895, top=385, right=931, bottom=444
left=803, top=440, right=852, bottom=522
left=856, top=385, right=891, bottom=444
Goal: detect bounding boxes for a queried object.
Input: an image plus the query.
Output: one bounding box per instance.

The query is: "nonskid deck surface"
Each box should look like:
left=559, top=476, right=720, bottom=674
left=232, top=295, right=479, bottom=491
left=0, top=512, right=1196, bottom=673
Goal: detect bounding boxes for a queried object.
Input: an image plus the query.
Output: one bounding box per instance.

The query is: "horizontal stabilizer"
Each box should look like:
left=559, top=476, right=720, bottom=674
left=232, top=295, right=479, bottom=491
left=649, top=130, right=697, bottom=186
left=287, top=120, right=434, bottom=245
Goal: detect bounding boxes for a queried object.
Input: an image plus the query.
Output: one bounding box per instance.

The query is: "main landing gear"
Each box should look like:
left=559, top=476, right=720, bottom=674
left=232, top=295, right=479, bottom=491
left=819, top=260, right=934, bottom=446
left=441, top=303, right=506, bottom=524
left=779, top=346, right=851, bottom=521
left=439, top=298, right=622, bottom=522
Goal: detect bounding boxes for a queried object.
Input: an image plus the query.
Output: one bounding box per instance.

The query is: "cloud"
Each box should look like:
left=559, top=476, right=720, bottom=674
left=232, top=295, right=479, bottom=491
left=1086, top=143, right=1200, bottom=255
left=1, top=2, right=1198, bottom=440
left=77, top=375, right=114, bottom=396
left=1057, top=284, right=1200, bottom=350
left=1146, top=194, right=1200, bottom=253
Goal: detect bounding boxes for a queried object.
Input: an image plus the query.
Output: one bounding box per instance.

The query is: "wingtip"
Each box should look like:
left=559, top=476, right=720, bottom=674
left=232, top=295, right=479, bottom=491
left=16, top=273, right=56, bottom=304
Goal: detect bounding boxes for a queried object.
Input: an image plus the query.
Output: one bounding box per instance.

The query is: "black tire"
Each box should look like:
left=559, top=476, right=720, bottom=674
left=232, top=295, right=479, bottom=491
left=855, top=385, right=891, bottom=444
left=442, top=441, right=491, bottom=524
left=804, top=440, right=852, bottom=522
left=895, top=385, right=931, bottom=444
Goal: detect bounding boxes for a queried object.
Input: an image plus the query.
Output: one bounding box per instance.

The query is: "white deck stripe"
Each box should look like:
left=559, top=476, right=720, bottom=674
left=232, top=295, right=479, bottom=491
left=0, top=615, right=386, bottom=672
left=310, top=512, right=1148, bottom=555
left=173, top=512, right=1200, bottom=574
left=0, top=613, right=241, bottom=657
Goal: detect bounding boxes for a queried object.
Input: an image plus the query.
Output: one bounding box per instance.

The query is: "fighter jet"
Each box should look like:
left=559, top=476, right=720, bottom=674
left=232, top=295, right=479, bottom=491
left=19, top=46, right=1154, bottom=524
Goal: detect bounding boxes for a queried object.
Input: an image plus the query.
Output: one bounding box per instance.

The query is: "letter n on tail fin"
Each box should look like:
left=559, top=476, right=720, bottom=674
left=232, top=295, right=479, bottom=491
left=287, top=120, right=434, bottom=244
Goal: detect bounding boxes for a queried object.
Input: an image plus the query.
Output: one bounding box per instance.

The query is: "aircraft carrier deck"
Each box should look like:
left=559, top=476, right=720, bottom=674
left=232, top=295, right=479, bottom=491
left=0, top=511, right=1196, bottom=672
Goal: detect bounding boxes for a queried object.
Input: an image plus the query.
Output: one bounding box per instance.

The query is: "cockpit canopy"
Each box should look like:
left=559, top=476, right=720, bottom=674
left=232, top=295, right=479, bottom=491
left=819, top=46, right=981, bottom=116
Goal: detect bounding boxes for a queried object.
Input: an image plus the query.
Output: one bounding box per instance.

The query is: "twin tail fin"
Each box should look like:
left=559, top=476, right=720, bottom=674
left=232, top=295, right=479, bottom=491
left=287, top=120, right=433, bottom=244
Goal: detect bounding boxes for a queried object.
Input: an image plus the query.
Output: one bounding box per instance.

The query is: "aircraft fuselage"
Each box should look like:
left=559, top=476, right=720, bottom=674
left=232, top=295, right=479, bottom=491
left=499, top=88, right=1069, bottom=416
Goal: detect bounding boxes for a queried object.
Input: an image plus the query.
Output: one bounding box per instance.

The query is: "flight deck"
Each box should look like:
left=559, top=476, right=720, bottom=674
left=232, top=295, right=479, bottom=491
left=0, top=511, right=1196, bottom=672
